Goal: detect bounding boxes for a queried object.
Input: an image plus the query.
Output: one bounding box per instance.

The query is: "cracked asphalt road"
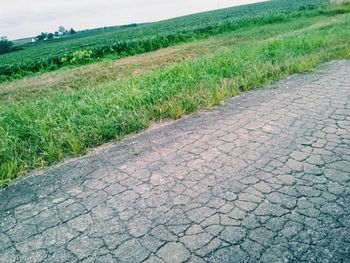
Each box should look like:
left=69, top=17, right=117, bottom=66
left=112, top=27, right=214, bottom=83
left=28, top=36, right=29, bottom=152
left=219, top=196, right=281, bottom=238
left=1, top=61, right=350, bottom=263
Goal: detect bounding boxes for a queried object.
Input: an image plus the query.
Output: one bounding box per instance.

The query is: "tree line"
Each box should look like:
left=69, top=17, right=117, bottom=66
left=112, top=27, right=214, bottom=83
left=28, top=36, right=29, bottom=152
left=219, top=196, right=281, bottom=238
left=0, top=26, right=77, bottom=55
left=0, top=37, right=22, bottom=55
left=35, top=26, right=76, bottom=42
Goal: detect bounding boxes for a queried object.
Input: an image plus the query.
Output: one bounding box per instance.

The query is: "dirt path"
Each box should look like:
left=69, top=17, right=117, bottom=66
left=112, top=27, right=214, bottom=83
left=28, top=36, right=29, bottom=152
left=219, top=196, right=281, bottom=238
left=1, top=61, right=349, bottom=262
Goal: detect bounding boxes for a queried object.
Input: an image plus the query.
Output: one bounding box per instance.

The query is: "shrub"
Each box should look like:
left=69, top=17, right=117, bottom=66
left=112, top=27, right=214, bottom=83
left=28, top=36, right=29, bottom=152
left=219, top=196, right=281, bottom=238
left=61, top=49, right=93, bottom=65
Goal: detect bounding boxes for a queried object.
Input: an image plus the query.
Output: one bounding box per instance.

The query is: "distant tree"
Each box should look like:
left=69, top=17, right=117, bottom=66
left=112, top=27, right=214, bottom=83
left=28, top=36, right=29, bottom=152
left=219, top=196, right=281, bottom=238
left=36, top=34, right=42, bottom=41
left=54, top=31, right=59, bottom=37
left=47, top=33, right=54, bottom=40
left=0, top=36, right=14, bottom=55
left=36, top=32, right=48, bottom=41
left=70, top=28, right=76, bottom=34
left=59, top=26, right=66, bottom=35
left=121, top=23, right=138, bottom=28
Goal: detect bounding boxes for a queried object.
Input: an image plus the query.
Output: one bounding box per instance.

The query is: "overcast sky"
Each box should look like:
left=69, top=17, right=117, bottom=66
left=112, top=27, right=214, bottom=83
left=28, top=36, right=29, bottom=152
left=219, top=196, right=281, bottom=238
left=1, top=0, right=267, bottom=40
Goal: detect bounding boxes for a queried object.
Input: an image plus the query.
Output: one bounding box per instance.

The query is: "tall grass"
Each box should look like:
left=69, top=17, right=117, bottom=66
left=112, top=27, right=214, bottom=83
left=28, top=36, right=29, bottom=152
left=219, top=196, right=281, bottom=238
left=2, top=10, right=344, bottom=104
left=1, top=3, right=350, bottom=186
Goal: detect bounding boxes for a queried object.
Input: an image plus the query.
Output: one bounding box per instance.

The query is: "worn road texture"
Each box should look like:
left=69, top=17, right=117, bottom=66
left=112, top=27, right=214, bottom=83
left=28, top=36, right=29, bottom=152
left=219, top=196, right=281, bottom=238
left=1, top=61, right=350, bottom=263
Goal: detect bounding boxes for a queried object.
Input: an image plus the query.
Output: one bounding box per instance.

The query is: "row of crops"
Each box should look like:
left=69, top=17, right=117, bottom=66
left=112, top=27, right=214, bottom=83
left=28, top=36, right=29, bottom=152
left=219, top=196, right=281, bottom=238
left=0, top=0, right=329, bottom=81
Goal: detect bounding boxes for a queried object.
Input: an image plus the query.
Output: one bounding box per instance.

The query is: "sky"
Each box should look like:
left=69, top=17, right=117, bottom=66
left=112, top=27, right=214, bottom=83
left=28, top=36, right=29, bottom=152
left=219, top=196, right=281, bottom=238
left=0, top=0, right=267, bottom=40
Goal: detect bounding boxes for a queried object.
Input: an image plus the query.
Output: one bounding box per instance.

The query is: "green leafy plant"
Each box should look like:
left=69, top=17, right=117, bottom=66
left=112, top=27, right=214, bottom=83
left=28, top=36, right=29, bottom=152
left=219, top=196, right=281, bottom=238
left=61, top=49, right=93, bottom=65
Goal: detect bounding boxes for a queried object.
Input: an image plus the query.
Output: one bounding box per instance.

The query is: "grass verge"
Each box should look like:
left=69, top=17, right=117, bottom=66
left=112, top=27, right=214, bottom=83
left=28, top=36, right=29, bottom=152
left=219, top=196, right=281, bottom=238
left=1, top=3, right=350, bottom=186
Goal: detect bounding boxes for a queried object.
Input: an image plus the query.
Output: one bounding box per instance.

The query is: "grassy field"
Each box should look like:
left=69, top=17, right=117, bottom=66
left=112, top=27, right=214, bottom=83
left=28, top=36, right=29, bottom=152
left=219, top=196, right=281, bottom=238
left=1, top=1, right=350, bottom=186
left=0, top=0, right=328, bottom=81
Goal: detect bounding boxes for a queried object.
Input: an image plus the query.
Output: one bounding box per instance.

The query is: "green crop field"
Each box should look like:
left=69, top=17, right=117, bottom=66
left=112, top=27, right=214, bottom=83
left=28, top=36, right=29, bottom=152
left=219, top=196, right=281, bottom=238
left=0, top=0, right=329, bottom=81
left=1, top=0, right=350, bottom=186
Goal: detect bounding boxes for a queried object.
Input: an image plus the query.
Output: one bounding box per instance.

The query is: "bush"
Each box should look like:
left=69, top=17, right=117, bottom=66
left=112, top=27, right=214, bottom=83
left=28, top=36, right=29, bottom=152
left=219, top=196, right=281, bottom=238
left=0, top=38, right=14, bottom=55
left=62, top=49, right=93, bottom=65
